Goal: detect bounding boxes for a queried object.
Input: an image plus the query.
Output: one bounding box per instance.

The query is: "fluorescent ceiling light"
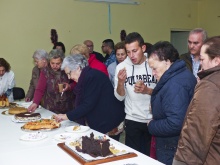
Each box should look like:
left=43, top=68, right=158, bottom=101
left=75, top=0, right=140, bottom=5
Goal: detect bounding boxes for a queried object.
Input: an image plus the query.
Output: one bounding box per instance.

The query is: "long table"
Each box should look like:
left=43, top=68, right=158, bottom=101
left=0, top=104, right=164, bottom=165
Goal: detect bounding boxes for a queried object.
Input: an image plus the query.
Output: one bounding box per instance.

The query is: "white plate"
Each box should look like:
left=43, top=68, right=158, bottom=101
left=65, top=133, right=129, bottom=161
left=11, top=116, right=41, bottom=123
left=15, top=101, right=41, bottom=109
left=1, top=110, right=11, bottom=115
left=15, top=101, right=33, bottom=108
left=64, top=126, right=90, bottom=133
left=20, top=132, right=47, bottom=141
left=54, top=133, right=80, bottom=142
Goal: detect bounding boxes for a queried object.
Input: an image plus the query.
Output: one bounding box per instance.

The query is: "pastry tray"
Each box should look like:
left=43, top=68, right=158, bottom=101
left=57, top=143, right=137, bottom=165
left=21, top=124, right=61, bottom=132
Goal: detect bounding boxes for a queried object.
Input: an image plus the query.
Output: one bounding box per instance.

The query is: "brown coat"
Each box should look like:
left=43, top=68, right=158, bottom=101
left=25, top=66, right=40, bottom=100
left=173, top=66, right=220, bottom=165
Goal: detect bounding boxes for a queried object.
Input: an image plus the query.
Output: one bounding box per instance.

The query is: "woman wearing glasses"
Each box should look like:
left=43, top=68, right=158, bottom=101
left=54, top=54, right=125, bottom=134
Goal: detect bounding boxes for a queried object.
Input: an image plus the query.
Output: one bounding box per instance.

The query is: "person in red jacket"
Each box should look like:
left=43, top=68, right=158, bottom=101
left=70, top=44, right=108, bottom=76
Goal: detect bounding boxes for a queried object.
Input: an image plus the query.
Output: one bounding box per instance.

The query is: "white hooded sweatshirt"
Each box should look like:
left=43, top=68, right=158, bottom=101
left=114, top=55, right=157, bottom=123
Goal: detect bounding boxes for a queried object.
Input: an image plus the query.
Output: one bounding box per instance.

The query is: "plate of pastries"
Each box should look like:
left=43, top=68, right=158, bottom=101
left=21, top=119, right=61, bottom=131
left=0, top=95, right=17, bottom=109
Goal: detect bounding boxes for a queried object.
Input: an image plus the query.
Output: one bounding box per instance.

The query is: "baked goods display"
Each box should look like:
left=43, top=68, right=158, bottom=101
left=0, top=95, right=9, bottom=107
left=15, top=112, right=41, bottom=122
left=21, top=119, right=60, bottom=130
left=74, top=132, right=112, bottom=157
left=8, top=107, right=28, bottom=115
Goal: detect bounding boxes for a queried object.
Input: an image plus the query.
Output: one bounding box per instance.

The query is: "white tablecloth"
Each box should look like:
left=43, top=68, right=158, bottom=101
left=0, top=103, right=164, bottom=165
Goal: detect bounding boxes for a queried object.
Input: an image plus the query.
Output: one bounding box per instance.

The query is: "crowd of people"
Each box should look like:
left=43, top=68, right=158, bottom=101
left=1, top=28, right=220, bottom=165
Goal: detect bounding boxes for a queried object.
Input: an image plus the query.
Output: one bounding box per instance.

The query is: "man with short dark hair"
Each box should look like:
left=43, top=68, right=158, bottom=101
left=114, top=32, right=157, bottom=156
left=180, top=28, right=207, bottom=77
left=102, top=39, right=116, bottom=67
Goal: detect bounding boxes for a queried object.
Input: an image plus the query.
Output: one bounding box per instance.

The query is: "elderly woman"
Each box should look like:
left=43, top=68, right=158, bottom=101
left=107, top=41, right=127, bottom=86
left=54, top=54, right=125, bottom=134
left=173, top=36, right=220, bottom=165
left=147, top=41, right=196, bottom=165
left=70, top=44, right=108, bottom=76
left=28, top=49, right=74, bottom=114
left=25, top=49, right=48, bottom=102
left=0, top=58, right=15, bottom=102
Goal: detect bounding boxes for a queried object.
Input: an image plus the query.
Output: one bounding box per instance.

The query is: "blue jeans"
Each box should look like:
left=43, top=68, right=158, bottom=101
left=156, top=142, right=177, bottom=165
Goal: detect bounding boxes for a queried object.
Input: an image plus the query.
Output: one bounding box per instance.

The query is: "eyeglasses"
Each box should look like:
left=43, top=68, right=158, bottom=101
left=66, top=71, right=71, bottom=76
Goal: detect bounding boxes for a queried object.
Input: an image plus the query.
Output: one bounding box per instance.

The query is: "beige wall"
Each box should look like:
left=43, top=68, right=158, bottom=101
left=0, top=0, right=218, bottom=93
left=198, top=0, right=220, bottom=37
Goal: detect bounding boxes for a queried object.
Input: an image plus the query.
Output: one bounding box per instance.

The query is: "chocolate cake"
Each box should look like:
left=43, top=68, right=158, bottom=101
left=76, top=133, right=112, bottom=157
left=15, top=112, right=41, bottom=121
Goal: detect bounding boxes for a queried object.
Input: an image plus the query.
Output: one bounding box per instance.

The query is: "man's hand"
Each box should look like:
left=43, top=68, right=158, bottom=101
left=117, top=67, right=127, bottom=85
left=116, top=68, right=127, bottom=96
left=134, top=80, right=153, bottom=95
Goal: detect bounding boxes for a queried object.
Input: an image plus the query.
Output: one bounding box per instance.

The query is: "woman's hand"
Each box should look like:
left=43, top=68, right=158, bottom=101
left=62, top=82, right=71, bottom=92
left=25, top=97, right=31, bottom=102
left=27, top=103, right=38, bottom=113
left=53, top=114, right=68, bottom=122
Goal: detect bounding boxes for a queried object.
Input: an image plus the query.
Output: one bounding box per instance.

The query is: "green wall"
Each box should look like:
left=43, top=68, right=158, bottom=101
left=0, top=0, right=219, bottom=93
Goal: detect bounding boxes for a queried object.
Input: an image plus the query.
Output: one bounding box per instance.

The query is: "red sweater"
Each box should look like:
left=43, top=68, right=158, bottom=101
left=88, top=54, right=108, bottom=76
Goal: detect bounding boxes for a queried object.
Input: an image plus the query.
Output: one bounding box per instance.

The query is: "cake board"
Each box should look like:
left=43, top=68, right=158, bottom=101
left=57, top=143, right=137, bottom=165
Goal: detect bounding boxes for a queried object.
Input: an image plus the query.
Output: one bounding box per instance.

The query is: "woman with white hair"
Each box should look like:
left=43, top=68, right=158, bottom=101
left=25, top=49, right=48, bottom=102
left=54, top=54, right=125, bottom=134
left=28, top=49, right=75, bottom=114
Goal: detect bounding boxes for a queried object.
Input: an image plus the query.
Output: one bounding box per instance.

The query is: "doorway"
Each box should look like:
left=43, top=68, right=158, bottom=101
left=170, top=30, right=190, bottom=55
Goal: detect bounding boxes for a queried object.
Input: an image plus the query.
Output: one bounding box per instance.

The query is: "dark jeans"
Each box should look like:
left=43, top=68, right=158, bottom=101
left=156, top=146, right=176, bottom=165
left=124, top=119, right=151, bottom=156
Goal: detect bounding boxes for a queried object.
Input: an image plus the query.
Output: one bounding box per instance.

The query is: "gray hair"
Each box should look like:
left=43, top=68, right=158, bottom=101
left=189, top=28, right=208, bottom=42
left=48, top=49, right=65, bottom=61
left=32, top=49, right=48, bottom=60
left=61, top=54, right=88, bottom=71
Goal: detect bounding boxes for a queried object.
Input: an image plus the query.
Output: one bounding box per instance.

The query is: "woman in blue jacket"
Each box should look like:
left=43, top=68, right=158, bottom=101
left=54, top=54, right=125, bottom=134
left=147, top=41, right=196, bottom=165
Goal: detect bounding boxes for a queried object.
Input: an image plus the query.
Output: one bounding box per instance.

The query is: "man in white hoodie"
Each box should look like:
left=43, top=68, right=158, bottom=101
left=114, top=32, right=157, bottom=155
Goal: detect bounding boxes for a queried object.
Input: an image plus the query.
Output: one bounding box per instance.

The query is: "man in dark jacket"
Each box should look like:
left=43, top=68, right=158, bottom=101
left=180, top=28, right=207, bottom=77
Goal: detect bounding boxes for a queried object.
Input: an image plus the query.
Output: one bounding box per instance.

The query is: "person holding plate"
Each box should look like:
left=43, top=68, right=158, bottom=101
left=54, top=54, right=125, bottom=134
